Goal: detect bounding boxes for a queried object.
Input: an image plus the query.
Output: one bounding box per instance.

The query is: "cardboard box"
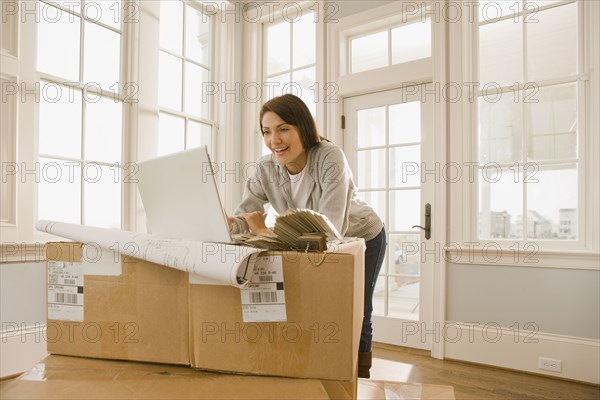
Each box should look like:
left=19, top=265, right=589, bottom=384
left=0, top=355, right=332, bottom=399
left=189, top=240, right=365, bottom=382
left=0, top=357, right=457, bottom=400
left=45, top=242, right=189, bottom=365
left=44, top=240, right=364, bottom=384
left=357, top=380, right=456, bottom=400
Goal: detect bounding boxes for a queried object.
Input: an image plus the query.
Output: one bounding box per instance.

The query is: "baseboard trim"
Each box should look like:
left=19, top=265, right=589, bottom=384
left=443, top=322, right=599, bottom=384
left=372, top=342, right=431, bottom=357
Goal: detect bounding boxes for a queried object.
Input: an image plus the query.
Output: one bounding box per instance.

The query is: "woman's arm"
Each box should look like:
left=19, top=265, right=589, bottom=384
left=315, top=146, right=355, bottom=236
left=229, top=162, right=270, bottom=234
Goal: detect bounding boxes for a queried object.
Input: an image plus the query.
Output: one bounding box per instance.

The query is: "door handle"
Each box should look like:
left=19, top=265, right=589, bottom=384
left=412, top=203, right=431, bottom=240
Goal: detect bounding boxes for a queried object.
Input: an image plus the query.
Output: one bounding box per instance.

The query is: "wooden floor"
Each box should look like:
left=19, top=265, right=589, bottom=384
left=371, top=343, right=599, bottom=400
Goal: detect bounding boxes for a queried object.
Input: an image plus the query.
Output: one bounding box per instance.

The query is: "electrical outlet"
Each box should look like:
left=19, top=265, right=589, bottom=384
left=538, top=357, right=562, bottom=372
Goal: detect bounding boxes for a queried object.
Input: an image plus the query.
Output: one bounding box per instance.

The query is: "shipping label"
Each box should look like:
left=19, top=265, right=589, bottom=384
left=240, top=255, right=286, bottom=322
left=47, top=261, right=84, bottom=321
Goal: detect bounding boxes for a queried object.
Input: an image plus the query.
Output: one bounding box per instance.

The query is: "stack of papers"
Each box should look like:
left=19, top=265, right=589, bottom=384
left=233, top=231, right=285, bottom=250
left=234, top=209, right=344, bottom=250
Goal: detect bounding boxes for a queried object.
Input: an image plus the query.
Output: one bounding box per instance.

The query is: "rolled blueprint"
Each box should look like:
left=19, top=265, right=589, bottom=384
left=36, top=220, right=263, bottom=288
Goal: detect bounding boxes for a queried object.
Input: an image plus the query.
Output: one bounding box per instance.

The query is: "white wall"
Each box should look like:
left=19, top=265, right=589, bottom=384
left=330, top=0, right=395, bottom=19
left=0, top=261, right=48, bottom=378
left=447, top=264, right=600, bottom=339
left=0, top=262, right=46, bottom=327
left=445, top=263, right=600, bottom=383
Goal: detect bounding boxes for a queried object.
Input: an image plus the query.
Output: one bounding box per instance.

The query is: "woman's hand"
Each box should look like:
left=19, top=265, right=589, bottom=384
left=225, top=210, right=236, bottom=232
left=242, top=211, right=268, bottom=234
left=227, top=216, right=236, bottom=232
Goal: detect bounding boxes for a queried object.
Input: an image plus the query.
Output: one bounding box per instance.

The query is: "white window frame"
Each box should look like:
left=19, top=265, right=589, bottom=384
left=240, top=0, right=326, bottom=171
left=261, top=4, right=318, bottom=116
left=1, top=1, right=19, bottom=240
left=0, top=0, right=135, bottom=251
left=325, top=0, right=447, bottom=359
left=135, top=0, right=236, bottom=231
left=448, top=0, right=600, bottom=268
left=0, top=0, right=237, bottom=258
left=37, top=0, right=129, bottom=233
left=157, top=0, right=216, bottom=155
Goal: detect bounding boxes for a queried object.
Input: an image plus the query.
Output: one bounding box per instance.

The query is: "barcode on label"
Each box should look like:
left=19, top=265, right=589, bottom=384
left=257, top=275, right=273, bottom=282
left=55, top=293, right=79, bottom=305
left=249, top=291, right=278, bottom=303
left=64, top=279, right=76, bottom=285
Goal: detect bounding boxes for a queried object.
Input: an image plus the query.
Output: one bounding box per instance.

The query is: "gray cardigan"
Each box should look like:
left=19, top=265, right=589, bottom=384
left=231, top=140, right=383, bottom=241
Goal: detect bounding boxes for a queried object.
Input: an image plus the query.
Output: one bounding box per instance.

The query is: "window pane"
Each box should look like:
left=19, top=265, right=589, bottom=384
left=51, top=1, right=81, bottom=13
left=527, top=165, right=577, bottom=239
left=478, top=95, right=523, bottom=164
left=39, top=82, right=82, bottom=158
left=85, top=96, right=122, bottom=163
left=357, top=191, right=386, bottom=226
left=265, top=73, right=290, bottom=101
left=159, top=51, right=183, bottom=111
left=83, top=164, right=121, bottom=229
left=84, top=22, right=121, bottom=92
left=266, top=21, right=290, bottom=75
left=37, top=3, right=80, bottom=81
left=358, top=149, right=386, bottom=189
left=391, top=18, right=431, bottom=65
left=38, top=158, right=81, bottom=224
left=351, top=30, right=388, bottom=74
left=528, top=83, right=577, bottom=161
left=158, top=113, right=184, bottom=156
left=389, top=190, right=420, bottom=232
left=160, top=0, right=183, bottom=55
left=389, top=102, right=421, bottom=145
left=292, top=67, right=316, bottom=117
left=84, top=0, right=122, bottom=30
left=184, top=61, right=209, bottom=119
left=527, top=2, right=577, bottom=82
left=357, top=106, right=386, bottom=148
left=478, top=0, right=520, bottom=22
left=479, top=19, right=522, bottom=87
left=388, top=233, right=420, bottom=320
left=292, top=11, right=315, bottom=68
left=388, top=276, right=419, bottom=320
left=389, top=233, right=420, bottom=277
left=390, top=145, right=420, bottom=188
left=187, top=120, right=211, bottom=150
left=478, top=167, right=522, bottom=239
left=185, top=5, right=210, bottom=65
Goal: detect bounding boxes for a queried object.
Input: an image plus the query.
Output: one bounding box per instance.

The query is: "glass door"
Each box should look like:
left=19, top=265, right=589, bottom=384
left=344, top=84, right=434, bottom=350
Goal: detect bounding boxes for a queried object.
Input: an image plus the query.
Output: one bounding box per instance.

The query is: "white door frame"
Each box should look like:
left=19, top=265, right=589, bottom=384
left=325, top=1, right=447, bottom=359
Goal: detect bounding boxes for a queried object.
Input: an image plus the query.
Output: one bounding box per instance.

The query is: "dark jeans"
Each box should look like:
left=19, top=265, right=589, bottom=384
left=360, top=226, right=387, bottom=352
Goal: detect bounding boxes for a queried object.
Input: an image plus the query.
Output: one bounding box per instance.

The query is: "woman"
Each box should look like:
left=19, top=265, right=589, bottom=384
left=228, top=94, right=386, bottom=378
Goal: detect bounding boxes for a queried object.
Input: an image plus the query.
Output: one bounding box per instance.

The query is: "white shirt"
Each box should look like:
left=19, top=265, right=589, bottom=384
left=288, top=168, right=311, bottom=208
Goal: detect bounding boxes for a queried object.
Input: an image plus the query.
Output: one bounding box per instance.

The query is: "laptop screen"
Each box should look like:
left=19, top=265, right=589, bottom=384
left=136, top=147, right=233, bottom=243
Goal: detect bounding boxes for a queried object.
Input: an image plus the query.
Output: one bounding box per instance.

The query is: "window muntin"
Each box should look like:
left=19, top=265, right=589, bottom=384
left=476, top=0, right=581, bottom=242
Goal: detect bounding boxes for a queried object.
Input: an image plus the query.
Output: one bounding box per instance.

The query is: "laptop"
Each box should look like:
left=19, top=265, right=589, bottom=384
left=136, top=146, right=235, bottom=243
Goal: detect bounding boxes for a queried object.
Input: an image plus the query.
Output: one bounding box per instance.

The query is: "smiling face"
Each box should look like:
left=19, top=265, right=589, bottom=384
left=261, top=111, right=307, bottom=175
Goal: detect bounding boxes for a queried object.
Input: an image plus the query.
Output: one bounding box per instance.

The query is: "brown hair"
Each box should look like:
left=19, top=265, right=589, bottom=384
left=259, top=94, right=321, bottom=150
